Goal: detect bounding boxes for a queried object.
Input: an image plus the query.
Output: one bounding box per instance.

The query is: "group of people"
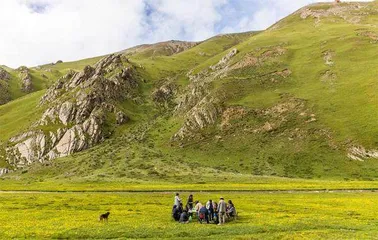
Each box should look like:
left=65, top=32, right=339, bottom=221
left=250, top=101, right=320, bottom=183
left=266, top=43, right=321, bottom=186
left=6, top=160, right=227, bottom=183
left=171, top=193, right=237, bottom=225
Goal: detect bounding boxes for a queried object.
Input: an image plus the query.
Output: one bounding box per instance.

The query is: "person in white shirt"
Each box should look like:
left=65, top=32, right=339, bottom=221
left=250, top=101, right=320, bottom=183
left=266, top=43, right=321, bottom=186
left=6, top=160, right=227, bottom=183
left=194, top=201, right=203, bottom=219
left=174, top=193, right=181, bottom=207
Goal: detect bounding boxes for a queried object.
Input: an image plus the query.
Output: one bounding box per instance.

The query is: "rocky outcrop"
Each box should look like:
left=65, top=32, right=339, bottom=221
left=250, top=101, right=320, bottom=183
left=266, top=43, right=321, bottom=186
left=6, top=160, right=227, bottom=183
left=0, top=67, right=10, bottom=80
left=299, top=3, right=367, bottom=26
left=173, top=49, right=240, bottom=141
left=18, top=67, right=33, bottom=93
left=174, top=96, right=222, bottom=140
left=152, top=82, right=176, bottom=107
left=323, top=50, right=334, bottom=66
left=348, top=146, right=378, bottom=161
left=0, top=168, right=10, bottom=176
left=6, top=54, right=137, bottom=167
left=116, top=111, right=129, bottom=125
left=0, top=69, right=11, bottom=104
left=231, top=46, right=287, bottom=70
left=210, top=48, right=238, bottom=71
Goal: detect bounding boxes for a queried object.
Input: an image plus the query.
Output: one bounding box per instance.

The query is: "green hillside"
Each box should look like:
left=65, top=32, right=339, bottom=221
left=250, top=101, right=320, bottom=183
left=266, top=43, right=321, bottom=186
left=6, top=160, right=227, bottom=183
left=1, top=1, right=378, bottom=182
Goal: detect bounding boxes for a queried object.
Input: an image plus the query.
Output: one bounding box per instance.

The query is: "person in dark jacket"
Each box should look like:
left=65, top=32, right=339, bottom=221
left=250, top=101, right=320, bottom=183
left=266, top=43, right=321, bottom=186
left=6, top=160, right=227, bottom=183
left=199, top=206, right=209, bottom=224
left=206, top=199, right=214, bottom=221
left=179, top=210, right=189, bottom=224
left=213, top=202, right=219, bottom=224
left=172, top=205, right=180, bottom=221
left=186, top=194, right=194, bottom=217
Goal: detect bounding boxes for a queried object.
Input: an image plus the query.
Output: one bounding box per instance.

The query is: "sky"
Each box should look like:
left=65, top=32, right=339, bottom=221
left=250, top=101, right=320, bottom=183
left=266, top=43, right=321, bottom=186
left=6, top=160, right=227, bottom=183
left=0, top=0, right=372, bottom=67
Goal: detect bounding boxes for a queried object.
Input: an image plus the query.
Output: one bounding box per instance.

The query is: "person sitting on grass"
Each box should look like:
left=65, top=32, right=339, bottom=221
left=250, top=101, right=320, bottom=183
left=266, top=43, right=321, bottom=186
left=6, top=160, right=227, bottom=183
left=199, top=205, right=209, bottom=224
left=195, top=201, right=202, bottom=218
left=178, top=202, right=184, bottom=214
left=226, top=200, right=236, bottom=219
left=172, top=205, right=181, bottom=221
left=179, top=209, right=189, bottom=224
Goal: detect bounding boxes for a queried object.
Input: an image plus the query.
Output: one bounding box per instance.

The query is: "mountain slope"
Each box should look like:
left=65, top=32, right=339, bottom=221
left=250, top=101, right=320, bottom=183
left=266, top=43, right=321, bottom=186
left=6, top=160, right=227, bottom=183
left=1, top=1, right=378, bottom=181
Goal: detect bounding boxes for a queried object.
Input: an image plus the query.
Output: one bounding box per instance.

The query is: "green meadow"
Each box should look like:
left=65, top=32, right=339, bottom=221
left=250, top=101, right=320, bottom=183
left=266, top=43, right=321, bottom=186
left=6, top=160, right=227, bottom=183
left=1, top=190, right=378, bottom=239
left=3, top=2, right=378, bottom=239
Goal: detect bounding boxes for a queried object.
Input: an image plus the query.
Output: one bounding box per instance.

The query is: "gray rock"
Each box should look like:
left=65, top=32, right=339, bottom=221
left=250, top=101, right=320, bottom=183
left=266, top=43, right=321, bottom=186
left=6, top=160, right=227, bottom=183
left=0, top=67, right=10, bottom=80
left=0, top=168, right=10, bottom=176
left=6, top=54, right=136, bottom=166
left=18, top=67, right=33, bottom=93
left=116, top=111, right=129, bottom=125
left=210, top=48, right=238, bottom=71
left=348, top=146, right=378, bottom=161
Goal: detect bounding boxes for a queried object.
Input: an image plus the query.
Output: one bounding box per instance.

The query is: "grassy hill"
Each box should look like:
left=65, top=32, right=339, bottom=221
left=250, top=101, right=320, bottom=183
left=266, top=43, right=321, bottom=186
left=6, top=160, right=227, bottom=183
left=1, top=1, right=378, bottom=182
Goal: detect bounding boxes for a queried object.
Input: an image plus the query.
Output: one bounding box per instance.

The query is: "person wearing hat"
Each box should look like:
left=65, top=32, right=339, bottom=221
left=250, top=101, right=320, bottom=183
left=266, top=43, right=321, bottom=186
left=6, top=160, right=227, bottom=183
left=218, top=197, right=227, bottom=225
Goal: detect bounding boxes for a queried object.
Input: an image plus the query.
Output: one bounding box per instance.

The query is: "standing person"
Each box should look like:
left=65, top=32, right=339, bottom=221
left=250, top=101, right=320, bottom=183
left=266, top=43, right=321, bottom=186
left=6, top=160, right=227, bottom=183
left=186, top=194, right=194, bottom=217
left=174, top=193, right=181, bottom=207
left=206, top=199, right=214, bottom=221
left=218, top=197, right=227, bottom=225
left=213, top=202, right=219, bottom=224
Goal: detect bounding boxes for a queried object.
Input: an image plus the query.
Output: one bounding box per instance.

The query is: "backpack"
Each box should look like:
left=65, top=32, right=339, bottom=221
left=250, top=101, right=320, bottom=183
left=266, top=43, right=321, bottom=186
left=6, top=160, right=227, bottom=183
left=199, top=213, right=205, bottom=219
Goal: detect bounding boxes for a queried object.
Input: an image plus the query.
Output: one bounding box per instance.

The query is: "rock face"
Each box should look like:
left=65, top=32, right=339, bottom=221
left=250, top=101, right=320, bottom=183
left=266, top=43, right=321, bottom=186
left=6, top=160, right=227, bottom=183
left=0, top=67, right=11, bottom=105
left=0, top=168, right=10, bottom=176
left=6, top=54, right=137, bottom=167
left=18, top=67, right=33, bottom=93
left=0, top=67, right=10, bottom=80
left=299, top=3, right=366, bottom=26
left=210, top=48, right=238, bottom=71
left=348, top=146, right=378, bottom=161
left=152, top=82, right=176, bottom=107
left=173, top=49, right=239, bottom=141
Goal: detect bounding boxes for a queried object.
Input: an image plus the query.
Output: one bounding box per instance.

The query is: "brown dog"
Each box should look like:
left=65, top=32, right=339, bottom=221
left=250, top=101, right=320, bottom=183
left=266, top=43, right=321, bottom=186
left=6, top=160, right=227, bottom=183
left=99, top=212, right=110, bottom=222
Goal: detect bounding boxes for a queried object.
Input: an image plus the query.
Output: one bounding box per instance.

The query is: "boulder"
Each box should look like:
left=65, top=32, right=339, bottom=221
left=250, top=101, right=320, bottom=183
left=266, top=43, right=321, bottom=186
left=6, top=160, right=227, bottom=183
left=116, top=111, right=129, bottom=125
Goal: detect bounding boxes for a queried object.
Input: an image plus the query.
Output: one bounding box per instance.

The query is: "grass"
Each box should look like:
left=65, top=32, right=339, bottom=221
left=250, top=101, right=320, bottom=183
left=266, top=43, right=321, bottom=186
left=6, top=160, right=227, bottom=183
left=4, top=177, right=378, bottom=192
left=1, top=190, right=378, bottom=239
left=0, top=90, right=46, bottom=142
left=2, top=2, right=378, bottom=239
left=2, top=2, right=378, bottom=182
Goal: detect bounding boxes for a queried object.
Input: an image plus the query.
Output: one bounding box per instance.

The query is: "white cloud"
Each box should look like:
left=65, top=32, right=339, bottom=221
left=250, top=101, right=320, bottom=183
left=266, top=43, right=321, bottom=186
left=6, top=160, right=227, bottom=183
left=0, top=0, right=373, bottom=68
left=144, top=0, right=227, bottom=42
left=0, top=0, right=146, bottom=67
